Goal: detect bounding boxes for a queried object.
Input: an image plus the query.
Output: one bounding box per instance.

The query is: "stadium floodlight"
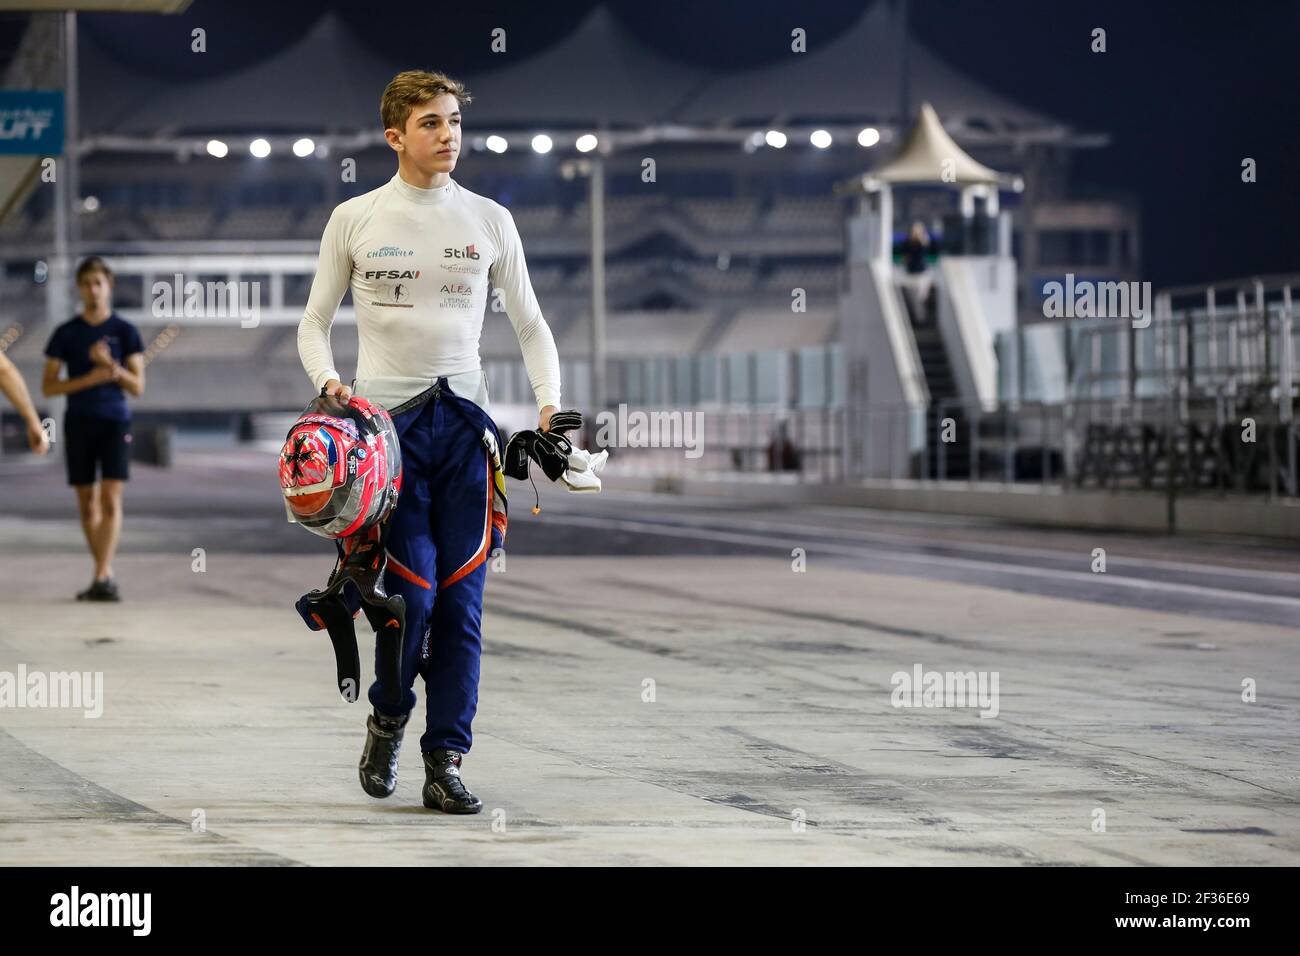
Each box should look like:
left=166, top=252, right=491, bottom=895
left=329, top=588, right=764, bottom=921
left=81, top=196, right=100, bottom=213
left=810, top=129, right=833, bottom=149
left=485, top=135, right=508, bottom=154
left=293, top=138, right=316, bottom=158
left=249, top=138, right=271, bottom=158
left=531, top=134, right=553, bottom=154
left=764, top=129, right=787, bottom=149
left=575, top=133, right=598, bottom=153
left=206, top=139, right=229, bottom=158
left=857, top=127, right=881, bottom=147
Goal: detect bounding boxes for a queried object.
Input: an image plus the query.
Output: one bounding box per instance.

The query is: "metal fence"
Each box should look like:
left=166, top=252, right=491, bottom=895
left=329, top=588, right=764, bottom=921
left=597, top=396, right=1299, bottom=499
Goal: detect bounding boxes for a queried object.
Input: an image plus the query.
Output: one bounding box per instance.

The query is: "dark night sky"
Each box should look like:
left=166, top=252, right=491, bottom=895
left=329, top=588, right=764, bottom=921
left=24, top=0, right=1300, bottom=286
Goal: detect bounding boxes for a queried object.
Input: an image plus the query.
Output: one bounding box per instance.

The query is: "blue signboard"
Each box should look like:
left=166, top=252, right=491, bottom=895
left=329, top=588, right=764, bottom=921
left=0, top=91, right=65, bottom=155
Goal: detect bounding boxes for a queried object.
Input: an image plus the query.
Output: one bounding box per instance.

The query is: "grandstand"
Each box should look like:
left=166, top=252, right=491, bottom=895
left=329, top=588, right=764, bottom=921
left=4, top=0, right=1300, bottom=889
left=1, top=2, right=1293, bottom=502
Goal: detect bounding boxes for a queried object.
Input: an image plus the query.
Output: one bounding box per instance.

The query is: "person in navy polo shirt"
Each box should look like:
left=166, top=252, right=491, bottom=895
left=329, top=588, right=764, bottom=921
left=41, top=257, right=146, bottom=602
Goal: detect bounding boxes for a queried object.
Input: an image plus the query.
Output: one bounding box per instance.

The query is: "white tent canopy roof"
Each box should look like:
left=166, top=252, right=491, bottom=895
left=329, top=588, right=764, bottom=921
left=674, top=1, right=1060, bottom=134
left=872, top=102, right=1006, bottom=185
left=77, top=8, right=713, bottom=135
left=76, top=3, right=1073, bottom=142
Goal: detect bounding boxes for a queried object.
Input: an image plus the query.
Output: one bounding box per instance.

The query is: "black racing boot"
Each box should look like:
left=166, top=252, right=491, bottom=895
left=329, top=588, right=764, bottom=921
left=421, top=749, right=483, bottom=814
left=358, top=710, right=409, bottom=798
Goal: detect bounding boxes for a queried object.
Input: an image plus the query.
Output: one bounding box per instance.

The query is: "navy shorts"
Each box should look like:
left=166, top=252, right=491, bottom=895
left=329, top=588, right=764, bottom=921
left=64, top=415, right=131, bottom=485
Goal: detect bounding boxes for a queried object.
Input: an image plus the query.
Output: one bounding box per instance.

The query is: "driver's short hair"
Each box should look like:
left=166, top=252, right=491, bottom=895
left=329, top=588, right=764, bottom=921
left=75, top=256, right=113, bottom=284
left=381, top=70, right=473, bottom=133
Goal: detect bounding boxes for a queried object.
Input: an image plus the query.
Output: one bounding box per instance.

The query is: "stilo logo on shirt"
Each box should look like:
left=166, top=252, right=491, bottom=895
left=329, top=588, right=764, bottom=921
left=443, top=244, right=480, bottom=260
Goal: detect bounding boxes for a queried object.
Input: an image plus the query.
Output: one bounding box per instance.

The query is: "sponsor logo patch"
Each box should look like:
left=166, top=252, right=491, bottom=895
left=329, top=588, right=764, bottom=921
left=363, top=270, right=421, bottom=279
left=444, top=262, right=486, bottom=275
left=370, top=282, right=415, bottom=308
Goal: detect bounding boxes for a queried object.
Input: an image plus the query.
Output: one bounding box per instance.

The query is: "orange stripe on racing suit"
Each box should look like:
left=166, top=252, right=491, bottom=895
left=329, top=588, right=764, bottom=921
left=388, top=555, right=432, bottom=590
left=440, top=451, right=494, bottom=590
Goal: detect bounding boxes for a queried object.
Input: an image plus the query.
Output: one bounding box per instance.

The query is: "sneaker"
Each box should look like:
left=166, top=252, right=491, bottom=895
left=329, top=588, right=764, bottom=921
left=87, top=578, right=121, bottom=602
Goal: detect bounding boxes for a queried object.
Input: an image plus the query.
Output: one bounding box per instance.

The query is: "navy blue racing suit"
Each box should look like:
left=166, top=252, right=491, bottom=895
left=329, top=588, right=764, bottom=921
left=363, top=378, right=507, bottom=755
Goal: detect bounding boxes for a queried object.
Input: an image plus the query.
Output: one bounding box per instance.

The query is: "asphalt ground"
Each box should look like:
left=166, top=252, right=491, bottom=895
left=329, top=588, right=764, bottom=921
left=0, top=448, right=1297, bottom=865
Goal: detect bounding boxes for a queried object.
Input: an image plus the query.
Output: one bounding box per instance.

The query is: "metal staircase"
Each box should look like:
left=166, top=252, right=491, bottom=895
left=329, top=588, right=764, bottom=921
left=900, top=282, right=970, bottom=477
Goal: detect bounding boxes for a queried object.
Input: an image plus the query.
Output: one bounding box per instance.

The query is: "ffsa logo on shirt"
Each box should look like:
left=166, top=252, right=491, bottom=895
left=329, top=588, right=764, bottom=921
left=50, top=886, right=151, bottom=936
left=443, top=244, right=480, bottom=260
left=363, top=270, right=421, bottom=280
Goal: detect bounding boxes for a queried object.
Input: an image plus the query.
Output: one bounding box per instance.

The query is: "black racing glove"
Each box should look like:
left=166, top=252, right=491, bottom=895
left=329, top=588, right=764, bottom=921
left=503, top=410, right=585, bottom=483
left=545, top=409, right=583, bottom=438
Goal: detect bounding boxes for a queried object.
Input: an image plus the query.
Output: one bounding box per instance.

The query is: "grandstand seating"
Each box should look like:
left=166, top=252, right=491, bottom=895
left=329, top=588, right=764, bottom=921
left=0, top=167, right=862, bottom=415
left=0, top=213, right=28, bottom=242
left=682, top=261, right=757, bottom=295
left=510, top=204, right=565, bottom=237
left=680, top=198, right=761, bottom=234
left=213, top=207, right=299, bottom=240
left=139, top=206, right=217, bottom=241
left=711, top=308, right=837, bottom=352
left=294, top=206, right=332, bottom=239
left=558, top=309, right=713, bottom=357
left=3, top=192, right=845, bottom=250
left=565, top=260, right=658, bottom=292
left=761, top=264, right=842, bottom=294
left=762, top=197, right=839, bottom=234
left=131, top=323, right=285, bottom=360
left=525, top=264, right=566, bottom=293
left=569, top=195, right=665, bottom=230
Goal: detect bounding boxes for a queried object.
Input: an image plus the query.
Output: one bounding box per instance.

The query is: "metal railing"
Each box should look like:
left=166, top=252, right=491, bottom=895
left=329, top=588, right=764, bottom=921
left=596, top=393, right=1300, bottom=500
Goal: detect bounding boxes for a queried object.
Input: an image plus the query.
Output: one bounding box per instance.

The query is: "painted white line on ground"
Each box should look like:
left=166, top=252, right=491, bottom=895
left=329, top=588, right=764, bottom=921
left=553, top=513, right=1300, bottom=611
left=602, top=509, right=1300, bottom=584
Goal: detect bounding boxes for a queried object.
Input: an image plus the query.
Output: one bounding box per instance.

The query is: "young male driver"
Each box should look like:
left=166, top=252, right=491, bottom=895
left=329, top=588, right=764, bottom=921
left=298, top=71, right=561, bottom=813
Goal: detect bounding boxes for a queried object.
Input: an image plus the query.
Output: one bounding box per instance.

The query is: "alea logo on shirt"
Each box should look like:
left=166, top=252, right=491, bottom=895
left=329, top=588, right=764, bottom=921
left=363, top=270, right=421, bottom=279
left=443, top=244, right=480, bottom=260
left=440, top=283, right=473, bottom=295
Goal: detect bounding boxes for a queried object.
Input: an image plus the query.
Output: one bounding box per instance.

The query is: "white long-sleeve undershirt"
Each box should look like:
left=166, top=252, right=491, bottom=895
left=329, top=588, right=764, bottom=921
left=298, top=173, right=561, bottom=412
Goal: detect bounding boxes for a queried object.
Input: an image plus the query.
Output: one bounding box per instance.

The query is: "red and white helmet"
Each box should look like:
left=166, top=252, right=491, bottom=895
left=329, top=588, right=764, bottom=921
left=278, top=394, right=402, bottom=539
